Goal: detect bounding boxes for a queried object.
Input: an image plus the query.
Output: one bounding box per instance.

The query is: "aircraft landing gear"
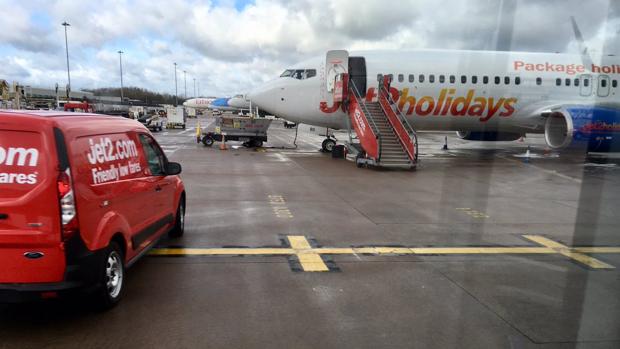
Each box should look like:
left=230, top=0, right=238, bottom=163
left=321, top=138, right=336, bottom=152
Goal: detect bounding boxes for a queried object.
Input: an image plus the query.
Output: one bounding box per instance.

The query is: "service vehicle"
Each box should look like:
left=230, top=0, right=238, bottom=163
left=0, top=110, right=186, bottom=308
left=166, top=106, right=186, bottom=129
left=201, top=115, right=272, bottom=147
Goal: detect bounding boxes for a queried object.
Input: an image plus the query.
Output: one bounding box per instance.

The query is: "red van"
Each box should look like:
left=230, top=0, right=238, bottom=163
left=0, top=110, right=185, bottom=308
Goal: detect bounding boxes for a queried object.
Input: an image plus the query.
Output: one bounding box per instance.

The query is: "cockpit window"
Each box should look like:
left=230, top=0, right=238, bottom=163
left=305, top=69, right=316, bottom=79
left=280, top=69, right=317, bottom=80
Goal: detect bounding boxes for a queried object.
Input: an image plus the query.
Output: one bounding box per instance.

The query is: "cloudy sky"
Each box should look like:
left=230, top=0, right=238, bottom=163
left=1, top=0, right=618, bottom=97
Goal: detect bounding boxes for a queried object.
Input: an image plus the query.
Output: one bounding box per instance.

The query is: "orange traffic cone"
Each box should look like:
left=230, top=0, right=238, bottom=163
left=220, top=133, right=228, bottom=150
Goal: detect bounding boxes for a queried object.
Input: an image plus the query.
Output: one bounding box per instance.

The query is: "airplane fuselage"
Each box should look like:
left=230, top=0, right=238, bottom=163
left=249, top=49, right=620, bottom=135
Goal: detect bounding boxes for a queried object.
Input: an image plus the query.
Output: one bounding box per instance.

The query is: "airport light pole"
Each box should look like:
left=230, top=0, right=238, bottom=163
left=183, top=70, right=187, bottom=98
left=118, top=50, right=124, bottom=102
left=174, top=62, right=178, bottom=106
left=61, top=22, right=71, bottom=97
left=193, top=78, right=196, bottom=98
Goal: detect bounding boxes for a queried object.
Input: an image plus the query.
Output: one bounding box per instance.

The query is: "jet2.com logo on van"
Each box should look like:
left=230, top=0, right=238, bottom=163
left=0, top=145, right=39, bottom=185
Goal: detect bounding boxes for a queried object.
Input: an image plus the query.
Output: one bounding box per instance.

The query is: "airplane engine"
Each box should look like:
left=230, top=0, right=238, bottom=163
left=544, top=107, right=620, bottom=152
left=456, top=131, right=523, bottom=141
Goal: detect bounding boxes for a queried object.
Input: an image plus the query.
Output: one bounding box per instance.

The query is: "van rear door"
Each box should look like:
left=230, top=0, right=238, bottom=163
left=0, top=116, right=65, bottom=283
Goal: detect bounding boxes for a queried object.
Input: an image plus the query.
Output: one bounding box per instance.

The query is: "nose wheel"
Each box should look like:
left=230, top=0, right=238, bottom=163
left=321, top=138, right=336, bottom=152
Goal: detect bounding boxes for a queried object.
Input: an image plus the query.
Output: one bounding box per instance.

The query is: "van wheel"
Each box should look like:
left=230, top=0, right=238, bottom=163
left=94, top=242, right=124, bottom=310
left=169, top=199, right=185, bottom=238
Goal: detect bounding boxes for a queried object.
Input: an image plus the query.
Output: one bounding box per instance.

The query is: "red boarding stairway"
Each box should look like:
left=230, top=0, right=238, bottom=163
left=342, top=74, right=418, bottom=169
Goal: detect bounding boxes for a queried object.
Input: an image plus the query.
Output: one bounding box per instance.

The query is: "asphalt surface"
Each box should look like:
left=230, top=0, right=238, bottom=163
left=1, top=114, right=619, bottom=348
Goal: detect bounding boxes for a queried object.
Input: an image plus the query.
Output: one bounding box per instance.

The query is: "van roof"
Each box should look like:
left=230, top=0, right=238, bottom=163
left=0, top=110, right=117, bottom=118
left=0, top=110, right=147, bottom=133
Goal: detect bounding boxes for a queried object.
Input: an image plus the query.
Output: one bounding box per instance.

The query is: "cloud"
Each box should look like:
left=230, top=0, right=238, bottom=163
left=0, top=0, right=618, bottom=96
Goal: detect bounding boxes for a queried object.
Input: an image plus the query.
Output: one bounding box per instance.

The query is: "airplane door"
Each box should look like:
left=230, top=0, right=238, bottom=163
left=597, top=75, right=611, bottom=97
left=348, top=57, right=367, bottom=96
left=579, top=74, right=593, bottom=97
left=323, top=50, right=349, bottom=104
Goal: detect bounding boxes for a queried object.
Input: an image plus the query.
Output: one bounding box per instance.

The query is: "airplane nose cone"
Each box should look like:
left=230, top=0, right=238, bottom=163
left=248, top=82, right=279, bottom=115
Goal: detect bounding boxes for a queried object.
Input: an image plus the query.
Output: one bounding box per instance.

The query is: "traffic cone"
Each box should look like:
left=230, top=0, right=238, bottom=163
left=196, top=121, right=202, bottom=143
left=220, top=134, right=228, bottom=150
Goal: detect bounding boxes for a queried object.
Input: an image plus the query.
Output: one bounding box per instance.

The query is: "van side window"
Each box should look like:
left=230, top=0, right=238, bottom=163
left=471, top=76, right=478, bottom=84
left=536, top=77, right=542, bottom=85
left=409, top=74, right=414, bottom=83
left=139, top=134, right=166, bottom=176
left=483, top=76, right=489, bottom=84
left=398, top=74, right=404, bottom=83
left=450, top=75, right=455, bottom=83
left=429, top=75, right=435, bottom=83
left=419, top=74, right=425, bottom=83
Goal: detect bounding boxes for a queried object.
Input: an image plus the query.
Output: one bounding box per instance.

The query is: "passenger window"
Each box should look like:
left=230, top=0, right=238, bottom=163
left=305, top=69, right=316, bottom=78
left=419, top=74, right=425, bottom=83
left=504, top=76, right=510, bottom=85
left=429, top=75, right=435, bottom=83
left=409, top=74, right=414, bottom=83
left=613, top=80, right=618, bottom=88
left=449, top=75, right=455, bottom=83
left=536, top=77, right=542, bottom=85
left=461, top=75, right=467, bottom=84
left=574, top=78, right=580, bottom=86
left=556, top=78, right=562, bottom=86
left=398, top=74, right=404, bottom=83
left=139, top=134, right=166, bottom=176
left=601, top=79, right=608, bottom=88
left=483, top=76, right=489, bottom=84
left=471, top=76, right=478, bottom=84
left=439, top=75, right=445, bottom=83
left=515, top=77, right=521, bottom=85
left=494, top=76, right=500, bottom=84
left=584, top=79, right=589, bottom=87
left=565, top=78, right=571, bottom=86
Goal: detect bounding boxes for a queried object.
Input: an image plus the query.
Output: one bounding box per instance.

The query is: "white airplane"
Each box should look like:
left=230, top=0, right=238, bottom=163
left=248, top=49, right=620, bottom=163
left=183, top=97, right=218, bottom=110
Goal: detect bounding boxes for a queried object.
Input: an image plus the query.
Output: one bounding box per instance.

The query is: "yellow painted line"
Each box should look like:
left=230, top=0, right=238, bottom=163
left=150, top=235, right=620, bottom=271
left=523, top=235, right=615, bottom=269
left=287, top=236, right=329, bottom=272
left=150, top=248, right=295, bottom=256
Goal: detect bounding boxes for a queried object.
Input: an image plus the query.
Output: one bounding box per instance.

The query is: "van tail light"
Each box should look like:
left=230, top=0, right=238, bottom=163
left=57, top=168, right=78, bottom=241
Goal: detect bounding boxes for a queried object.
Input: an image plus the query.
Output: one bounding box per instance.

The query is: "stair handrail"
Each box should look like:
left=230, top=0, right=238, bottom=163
left=348, top=78, right=382, bottom=161
left=379, top=85, right=419, bottom=162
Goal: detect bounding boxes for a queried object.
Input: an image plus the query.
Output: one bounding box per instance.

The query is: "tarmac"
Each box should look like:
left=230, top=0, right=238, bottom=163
left=1, top=114, right=619, bottom=348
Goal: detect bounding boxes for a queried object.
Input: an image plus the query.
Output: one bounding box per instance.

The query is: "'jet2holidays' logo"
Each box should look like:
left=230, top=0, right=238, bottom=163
left=320, top=87, right=517, bottom=123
